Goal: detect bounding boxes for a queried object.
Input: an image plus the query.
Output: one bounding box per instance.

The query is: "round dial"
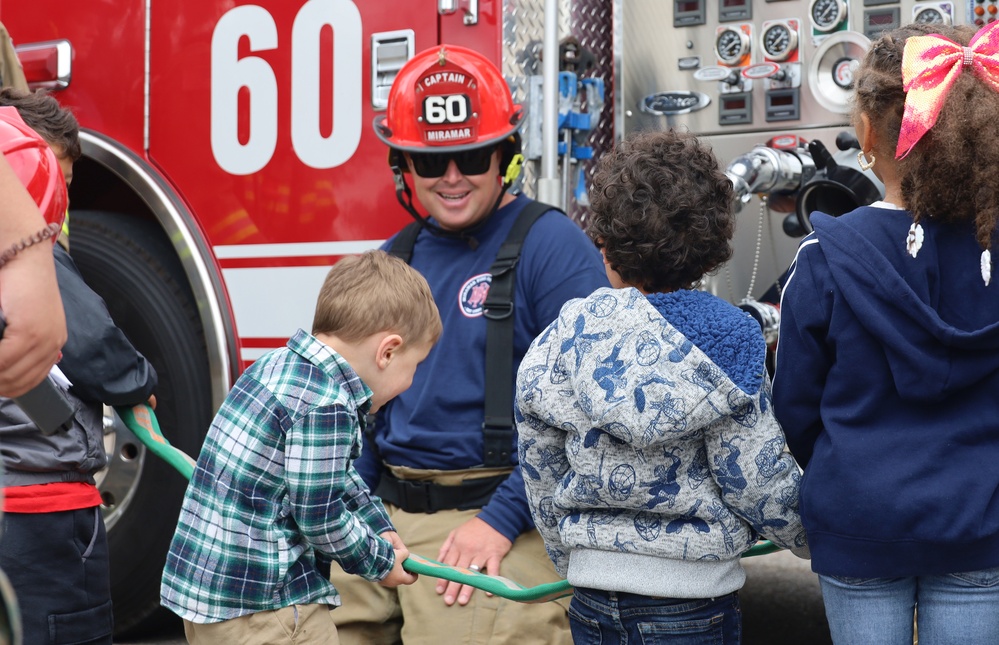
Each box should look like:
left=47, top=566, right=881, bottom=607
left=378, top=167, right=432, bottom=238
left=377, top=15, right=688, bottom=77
left=715, top=28, right=750, bottom=66
left=914, top=7, right=947, bottom=25
left=762, top=22, right=798, bottom=61
left=810, top=0, right=847, bottom=33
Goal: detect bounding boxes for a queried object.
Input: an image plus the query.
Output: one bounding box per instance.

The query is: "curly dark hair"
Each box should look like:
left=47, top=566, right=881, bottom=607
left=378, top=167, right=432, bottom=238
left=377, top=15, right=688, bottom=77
left=586, top=129, right=734, bottom=293
left=855, top=23, right=999, bottom=250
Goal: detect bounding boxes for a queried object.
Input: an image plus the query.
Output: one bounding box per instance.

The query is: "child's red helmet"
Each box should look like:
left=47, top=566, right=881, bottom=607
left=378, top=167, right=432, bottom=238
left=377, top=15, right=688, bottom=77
left=374, top=45, right=524, bottom=154
left=0, top=106, right=67, bottom=234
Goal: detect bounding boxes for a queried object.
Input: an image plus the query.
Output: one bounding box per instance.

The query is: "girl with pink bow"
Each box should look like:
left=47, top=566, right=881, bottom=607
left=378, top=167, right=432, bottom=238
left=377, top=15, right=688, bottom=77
left=772, top=21, right=999, bottom=645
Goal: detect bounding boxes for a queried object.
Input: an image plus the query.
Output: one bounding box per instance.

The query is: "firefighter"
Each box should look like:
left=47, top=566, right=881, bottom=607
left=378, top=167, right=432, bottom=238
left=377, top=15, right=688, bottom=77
left=329, top=45, right=609, bottom=644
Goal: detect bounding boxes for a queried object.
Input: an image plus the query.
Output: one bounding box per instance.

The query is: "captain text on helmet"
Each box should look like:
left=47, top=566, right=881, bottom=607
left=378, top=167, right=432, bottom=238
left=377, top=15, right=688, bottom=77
left=327, top=45, right=609, bottom=644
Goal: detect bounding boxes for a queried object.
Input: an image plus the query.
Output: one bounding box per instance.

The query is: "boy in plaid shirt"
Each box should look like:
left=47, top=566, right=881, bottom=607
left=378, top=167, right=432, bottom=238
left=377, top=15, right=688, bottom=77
left=161, top=250, right=442, bottom=644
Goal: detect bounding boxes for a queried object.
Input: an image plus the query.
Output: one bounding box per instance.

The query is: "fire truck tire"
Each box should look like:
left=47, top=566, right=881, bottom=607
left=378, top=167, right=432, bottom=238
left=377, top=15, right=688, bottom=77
left=70, top=210, right=214, bottom=637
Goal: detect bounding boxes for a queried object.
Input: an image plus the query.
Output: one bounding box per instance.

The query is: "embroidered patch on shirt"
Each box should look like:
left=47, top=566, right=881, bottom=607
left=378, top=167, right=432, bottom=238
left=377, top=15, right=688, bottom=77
left=459, top=273, right=492, bottom=317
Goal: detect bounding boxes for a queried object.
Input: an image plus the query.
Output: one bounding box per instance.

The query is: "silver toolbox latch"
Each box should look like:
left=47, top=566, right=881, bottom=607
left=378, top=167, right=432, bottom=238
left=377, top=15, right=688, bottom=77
left=371, top=30, right=415, bottom=110
left=439, top=0, right=479, bottom=26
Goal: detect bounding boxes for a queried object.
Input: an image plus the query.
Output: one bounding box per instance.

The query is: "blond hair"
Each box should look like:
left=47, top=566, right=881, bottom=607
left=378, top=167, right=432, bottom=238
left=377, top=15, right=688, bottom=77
left=312, top=250, right=441, bottom=346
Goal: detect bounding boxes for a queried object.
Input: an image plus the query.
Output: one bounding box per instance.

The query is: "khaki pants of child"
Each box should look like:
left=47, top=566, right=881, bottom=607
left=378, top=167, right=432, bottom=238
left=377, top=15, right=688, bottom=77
left=184, top=604, right=339, bottom=644
left=330, top=467, right=571, bottom=645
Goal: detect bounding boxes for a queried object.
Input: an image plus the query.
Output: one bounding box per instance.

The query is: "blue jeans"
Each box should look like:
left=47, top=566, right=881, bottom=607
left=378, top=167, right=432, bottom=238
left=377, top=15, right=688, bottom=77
left=568, top=587, right=742, bottom=645
left=819, top=567, right=999, bottom=645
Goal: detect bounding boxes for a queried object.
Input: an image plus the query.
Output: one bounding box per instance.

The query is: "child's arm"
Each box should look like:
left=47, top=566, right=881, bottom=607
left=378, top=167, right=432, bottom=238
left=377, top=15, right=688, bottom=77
left=341, top=463, right=394, bottom=534
left=288, top=405, right=397, bottom=582
left=52, top=246, right=157, bottom=405
left=514, top=401, right=571, bottom=576
left=514, top=309, right=586, bottom=577
left=771, top=239, right=834, bottom=469
left=705, top=375, right=809, bottom=557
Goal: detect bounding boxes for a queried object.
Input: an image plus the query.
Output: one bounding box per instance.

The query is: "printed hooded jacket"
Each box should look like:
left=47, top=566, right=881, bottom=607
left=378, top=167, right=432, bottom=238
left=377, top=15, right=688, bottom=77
left=516, top=286, right=806, bottom=598
left=774, top=207, right=999, bottom=578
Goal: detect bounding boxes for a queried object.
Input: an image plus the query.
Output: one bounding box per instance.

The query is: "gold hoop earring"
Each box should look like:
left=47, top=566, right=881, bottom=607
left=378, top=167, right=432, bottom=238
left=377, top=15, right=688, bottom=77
left=858, top=150, right=876, bottom=171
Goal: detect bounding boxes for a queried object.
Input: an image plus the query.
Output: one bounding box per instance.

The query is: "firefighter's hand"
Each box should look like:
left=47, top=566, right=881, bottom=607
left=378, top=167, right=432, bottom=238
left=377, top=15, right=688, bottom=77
left=435, top=517, right=513, bottom=606
left=0, top=244, right=66, bottom=397
left=379, top=545, right=418, bottom=588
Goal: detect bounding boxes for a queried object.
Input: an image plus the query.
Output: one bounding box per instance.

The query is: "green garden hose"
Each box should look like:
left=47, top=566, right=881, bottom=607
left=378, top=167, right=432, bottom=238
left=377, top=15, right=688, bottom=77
left=118, top=402, right=781, bottom=603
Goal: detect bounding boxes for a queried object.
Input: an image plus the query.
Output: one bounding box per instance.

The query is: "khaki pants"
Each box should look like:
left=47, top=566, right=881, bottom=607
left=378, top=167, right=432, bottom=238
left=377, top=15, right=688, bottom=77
left=330, top=467, right=571, bottom=645
left=0, top=22, right=27, bottom=92
left=184, top=604, right=339, bottom=645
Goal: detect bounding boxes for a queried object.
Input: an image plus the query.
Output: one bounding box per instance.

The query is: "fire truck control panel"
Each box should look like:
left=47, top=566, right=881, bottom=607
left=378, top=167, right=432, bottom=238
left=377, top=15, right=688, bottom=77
left=624, top=0, right=974, bottom=136
left=620, top=0, right=975, bottom=304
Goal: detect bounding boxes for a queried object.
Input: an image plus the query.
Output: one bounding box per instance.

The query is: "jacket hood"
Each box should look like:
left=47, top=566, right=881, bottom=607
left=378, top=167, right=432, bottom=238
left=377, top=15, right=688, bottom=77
left=810, top=210, right=999, bottom=401
left=543, top=287, right=762, bottom=444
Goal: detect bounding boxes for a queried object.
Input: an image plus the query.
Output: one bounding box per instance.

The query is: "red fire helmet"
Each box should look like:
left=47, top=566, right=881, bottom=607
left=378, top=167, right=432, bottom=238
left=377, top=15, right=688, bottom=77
left=0, top=106, right=67, bottom=233
left=374, top=45, right=524, bottom=154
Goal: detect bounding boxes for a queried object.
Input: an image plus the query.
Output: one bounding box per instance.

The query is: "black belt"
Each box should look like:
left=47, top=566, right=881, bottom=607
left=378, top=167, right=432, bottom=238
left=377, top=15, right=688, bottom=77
left=374, top=471, right=509, bottom=514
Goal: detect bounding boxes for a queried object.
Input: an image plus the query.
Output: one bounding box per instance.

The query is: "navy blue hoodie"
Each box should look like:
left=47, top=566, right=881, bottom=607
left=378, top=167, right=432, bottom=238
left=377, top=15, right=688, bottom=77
left=773, top=205, right=999, bottom=578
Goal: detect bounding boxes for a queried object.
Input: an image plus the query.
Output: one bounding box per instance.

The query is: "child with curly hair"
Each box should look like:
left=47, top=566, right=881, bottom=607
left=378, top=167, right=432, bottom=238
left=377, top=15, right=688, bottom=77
left=516, top=129, right=808, bottom=643
left=773, top=21, right=999, bottom=644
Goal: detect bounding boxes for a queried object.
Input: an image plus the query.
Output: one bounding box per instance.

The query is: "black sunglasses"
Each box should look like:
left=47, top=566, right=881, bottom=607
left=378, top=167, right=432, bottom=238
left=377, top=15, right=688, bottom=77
left=407, top=146, right=497, bottom=178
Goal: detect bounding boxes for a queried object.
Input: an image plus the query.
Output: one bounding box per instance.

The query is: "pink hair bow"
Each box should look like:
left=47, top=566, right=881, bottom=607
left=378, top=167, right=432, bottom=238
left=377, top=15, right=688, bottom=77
left=896, top=21, right=999, bottom=160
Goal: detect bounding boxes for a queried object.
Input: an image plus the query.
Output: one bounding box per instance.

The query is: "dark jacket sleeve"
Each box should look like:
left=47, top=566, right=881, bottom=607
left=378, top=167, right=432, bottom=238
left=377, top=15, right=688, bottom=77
left=54, top=245, right=157, bottom=405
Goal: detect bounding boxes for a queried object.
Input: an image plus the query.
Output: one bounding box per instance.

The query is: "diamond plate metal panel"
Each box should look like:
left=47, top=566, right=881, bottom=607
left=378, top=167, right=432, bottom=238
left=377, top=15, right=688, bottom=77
left=502, top=0, right=614, bottom=225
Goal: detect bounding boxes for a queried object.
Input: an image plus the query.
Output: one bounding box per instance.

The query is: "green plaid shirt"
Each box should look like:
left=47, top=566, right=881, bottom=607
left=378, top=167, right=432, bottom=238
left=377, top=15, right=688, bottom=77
left=160, top=330, right=395, bottom=623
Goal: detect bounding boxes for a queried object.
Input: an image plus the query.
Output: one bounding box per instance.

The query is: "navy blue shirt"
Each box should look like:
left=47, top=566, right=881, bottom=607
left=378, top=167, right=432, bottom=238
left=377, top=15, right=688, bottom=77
left=357, top=194, right=609, bottom=541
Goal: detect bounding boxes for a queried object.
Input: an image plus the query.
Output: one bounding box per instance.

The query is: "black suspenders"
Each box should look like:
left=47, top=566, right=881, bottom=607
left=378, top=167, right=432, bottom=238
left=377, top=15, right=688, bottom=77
left=387, top=219, right=422, bottom=264
left=388, top=200, right=558, bottom=466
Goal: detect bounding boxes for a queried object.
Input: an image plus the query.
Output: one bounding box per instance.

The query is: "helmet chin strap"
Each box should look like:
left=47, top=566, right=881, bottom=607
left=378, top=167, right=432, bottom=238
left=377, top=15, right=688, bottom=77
left=391, top=164, right=512, bottom=251
left=391, top=164, right=445, bottom=236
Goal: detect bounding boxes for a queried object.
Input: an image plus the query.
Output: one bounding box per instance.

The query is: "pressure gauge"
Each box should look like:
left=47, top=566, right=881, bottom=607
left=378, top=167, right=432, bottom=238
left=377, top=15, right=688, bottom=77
left=810, top=0, right=848, bottom=33
left=913, top=5, right=951, bottom=25
left=716, top=27, right=750, bottom=66
left=762, top=21, right=798, bottom=61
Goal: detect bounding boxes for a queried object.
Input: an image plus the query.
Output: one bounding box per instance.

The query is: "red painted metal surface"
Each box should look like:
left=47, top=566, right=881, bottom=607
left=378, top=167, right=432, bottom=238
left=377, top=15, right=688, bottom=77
left=5, top=1, right=447, bottom=248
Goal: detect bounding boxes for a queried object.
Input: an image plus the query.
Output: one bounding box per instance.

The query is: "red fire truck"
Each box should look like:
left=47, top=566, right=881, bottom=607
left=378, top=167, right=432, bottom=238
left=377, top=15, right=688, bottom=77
left=3, top=0, right=976, bottom=635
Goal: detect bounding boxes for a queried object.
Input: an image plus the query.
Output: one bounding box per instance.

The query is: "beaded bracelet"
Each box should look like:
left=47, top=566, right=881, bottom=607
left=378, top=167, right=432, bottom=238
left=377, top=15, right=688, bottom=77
left=0, top=222, right=61, bottom=269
